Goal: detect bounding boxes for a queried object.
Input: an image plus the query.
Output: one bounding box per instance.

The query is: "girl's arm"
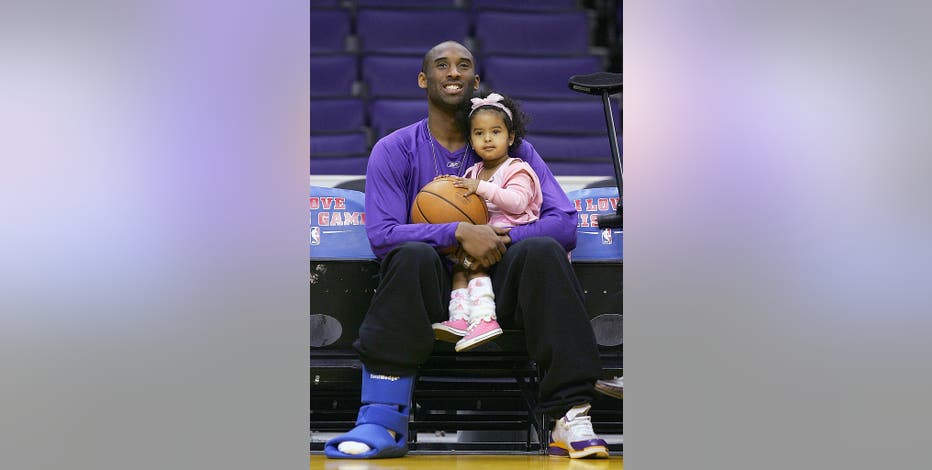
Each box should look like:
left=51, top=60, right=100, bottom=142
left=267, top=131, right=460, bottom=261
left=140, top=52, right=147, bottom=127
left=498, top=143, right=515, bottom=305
left=475, top=170, right=536, bottom=214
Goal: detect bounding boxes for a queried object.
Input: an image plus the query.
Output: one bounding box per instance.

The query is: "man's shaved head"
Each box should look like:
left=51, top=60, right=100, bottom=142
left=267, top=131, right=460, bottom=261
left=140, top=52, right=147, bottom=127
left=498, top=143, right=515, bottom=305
left=421, top=41, right=473, bottom=74
left=418, top=40, right=479, bottom=111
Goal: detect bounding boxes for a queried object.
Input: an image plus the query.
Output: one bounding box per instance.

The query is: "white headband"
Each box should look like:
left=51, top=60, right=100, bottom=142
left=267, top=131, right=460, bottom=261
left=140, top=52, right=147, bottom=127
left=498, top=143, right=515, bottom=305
left=468, top=93, right=513, bottom=121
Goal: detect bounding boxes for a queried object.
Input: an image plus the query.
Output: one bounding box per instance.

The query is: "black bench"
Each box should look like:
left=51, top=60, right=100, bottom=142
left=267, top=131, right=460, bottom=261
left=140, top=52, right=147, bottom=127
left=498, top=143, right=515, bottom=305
left=310, top=258, right=622, bottom=453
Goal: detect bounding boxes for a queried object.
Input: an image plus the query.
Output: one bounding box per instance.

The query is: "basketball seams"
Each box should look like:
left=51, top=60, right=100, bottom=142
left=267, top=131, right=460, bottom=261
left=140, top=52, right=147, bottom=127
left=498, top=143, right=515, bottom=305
left=410, top=179, right=489, bottom=225
left=414, top=200, right=431, bottom=224
left=421, top=189, right=482, bottom=225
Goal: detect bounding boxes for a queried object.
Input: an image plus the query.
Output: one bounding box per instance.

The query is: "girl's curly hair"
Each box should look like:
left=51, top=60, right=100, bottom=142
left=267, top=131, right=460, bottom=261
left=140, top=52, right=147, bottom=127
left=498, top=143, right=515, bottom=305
left=456, top=90, right=529, bottom=154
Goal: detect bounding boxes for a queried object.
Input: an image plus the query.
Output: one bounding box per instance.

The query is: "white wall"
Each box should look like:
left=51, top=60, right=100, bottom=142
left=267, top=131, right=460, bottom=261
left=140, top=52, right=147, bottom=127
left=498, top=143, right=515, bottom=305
left=309, top=174, right=613, bottom=193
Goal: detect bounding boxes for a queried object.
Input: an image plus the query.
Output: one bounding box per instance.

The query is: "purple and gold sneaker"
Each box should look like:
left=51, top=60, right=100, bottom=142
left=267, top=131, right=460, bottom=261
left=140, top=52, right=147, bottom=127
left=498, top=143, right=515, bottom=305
left=548, top=404, right=609, bottom=459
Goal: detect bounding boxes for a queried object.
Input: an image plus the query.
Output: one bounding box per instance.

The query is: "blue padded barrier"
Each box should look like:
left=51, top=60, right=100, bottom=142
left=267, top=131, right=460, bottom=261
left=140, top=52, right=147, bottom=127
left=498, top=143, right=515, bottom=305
left=566, top=187, right=623, bottom=261
left=310, top=186, right=376, bottom=260
left=309, top=186, right=621, bottom=261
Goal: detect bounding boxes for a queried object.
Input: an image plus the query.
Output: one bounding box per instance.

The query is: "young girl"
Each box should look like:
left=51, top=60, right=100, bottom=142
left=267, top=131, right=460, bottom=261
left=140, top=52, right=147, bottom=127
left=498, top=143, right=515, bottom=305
left=432, top=91, right=543, bottom=352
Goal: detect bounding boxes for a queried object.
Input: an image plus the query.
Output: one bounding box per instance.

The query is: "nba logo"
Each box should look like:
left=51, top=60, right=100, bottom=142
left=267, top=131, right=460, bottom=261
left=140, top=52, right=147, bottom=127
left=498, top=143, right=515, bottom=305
left=601, top=228, right=613, bottom=245
left=310, top=226, right=321, bottom=245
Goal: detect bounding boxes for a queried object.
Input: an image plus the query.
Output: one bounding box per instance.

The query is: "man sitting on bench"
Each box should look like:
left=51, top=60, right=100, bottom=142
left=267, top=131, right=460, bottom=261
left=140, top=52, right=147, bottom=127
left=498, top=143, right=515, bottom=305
left=324, top=41, right=609, bottom=460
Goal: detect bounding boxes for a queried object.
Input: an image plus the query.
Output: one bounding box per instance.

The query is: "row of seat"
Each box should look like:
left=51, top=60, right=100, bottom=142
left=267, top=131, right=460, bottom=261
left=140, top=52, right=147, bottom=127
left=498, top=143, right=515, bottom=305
left=311, top=98, right=620, bottom=137
left=310, top=2, right=621, bottom=176
left=311, top=6, right=599, bottom=56
left=310, top=98, right=621, bottom=176
left=311, top=54, right=607, bottom=101
left=312, top=0, right=582, bottom=9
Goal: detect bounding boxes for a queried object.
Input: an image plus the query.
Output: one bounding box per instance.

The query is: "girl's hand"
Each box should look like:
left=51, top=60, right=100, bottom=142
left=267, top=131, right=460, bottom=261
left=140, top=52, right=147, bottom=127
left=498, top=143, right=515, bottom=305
left=451, top=177, right=480, bottom=197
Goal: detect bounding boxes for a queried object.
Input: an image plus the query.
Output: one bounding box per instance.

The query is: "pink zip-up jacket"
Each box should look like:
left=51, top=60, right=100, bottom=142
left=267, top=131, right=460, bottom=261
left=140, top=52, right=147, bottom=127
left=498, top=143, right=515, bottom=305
left=464, top=157, right=542, bottom=228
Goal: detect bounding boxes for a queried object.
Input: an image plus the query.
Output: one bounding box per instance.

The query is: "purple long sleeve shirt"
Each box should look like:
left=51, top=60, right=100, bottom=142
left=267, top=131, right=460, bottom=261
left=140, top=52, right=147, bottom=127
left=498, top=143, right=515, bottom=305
left=365, top=119, right=577, bottom=259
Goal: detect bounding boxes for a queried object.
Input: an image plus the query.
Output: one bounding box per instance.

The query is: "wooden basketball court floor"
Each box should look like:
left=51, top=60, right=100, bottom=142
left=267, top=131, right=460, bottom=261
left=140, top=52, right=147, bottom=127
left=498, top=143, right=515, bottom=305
left=311, top=454, right=623, bottom=470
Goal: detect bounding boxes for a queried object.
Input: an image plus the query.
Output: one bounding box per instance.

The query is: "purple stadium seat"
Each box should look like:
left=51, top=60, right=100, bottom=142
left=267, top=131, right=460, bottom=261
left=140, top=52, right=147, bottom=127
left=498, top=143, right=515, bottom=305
left=521, top=100, right=620, bottom=135
left=310, top=55, right=358, bottom=97
left=356, top=0, right=459, bottom=6
left=309, top=0, right=340, bottom=7
left=310, top=98, right=365, bottom=133
left=310, top=9, right=350, bottom=53
left=543, top=160, right=614, bottom=177
left=470, top=0, right=579, bottom=11
left=361, top=55, right=425, bottom=98
left=475, top=11, right=590, bottom=55
left=310, top=131, right=369, bottom=157
left=369, top=99, right=428, bottom=138
left=356, top=9, right=470, bottom=54
left=309, top=132, right=369, bottom=175
left=526, top=134, right=618, bottom=161
left=526, top=134, right=619, bottom=176
left=310, top=156, right=369, bottom=175
left=481, top=55, right=602, bottom=99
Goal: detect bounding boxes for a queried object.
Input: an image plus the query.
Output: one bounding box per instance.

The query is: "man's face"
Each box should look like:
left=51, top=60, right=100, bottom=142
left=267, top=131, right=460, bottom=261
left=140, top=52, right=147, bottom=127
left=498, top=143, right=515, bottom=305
left=418, top=43, right=479, bottom=109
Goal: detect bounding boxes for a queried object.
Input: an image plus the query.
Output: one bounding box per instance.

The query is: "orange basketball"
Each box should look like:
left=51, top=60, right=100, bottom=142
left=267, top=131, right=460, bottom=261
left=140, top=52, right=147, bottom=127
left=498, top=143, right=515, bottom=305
left=410, top=177, right=489, bottom=226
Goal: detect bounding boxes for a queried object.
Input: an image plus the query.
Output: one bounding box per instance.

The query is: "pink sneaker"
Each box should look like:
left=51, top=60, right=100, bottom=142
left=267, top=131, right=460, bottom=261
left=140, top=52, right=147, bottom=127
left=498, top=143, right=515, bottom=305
left=433, top=318, right=469, bottom=343
left=454, top=317, right=503, bottom=352
left=433, top=290, right=470, bottom=343
left=455, top=278, right=502, bottom=352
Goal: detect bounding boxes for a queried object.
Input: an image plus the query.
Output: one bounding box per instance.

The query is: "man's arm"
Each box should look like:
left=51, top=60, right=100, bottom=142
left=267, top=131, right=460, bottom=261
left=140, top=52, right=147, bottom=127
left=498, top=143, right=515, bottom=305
left=506, top=141, right=578, bottom=251
left=364, top=138, right=459, bottom=258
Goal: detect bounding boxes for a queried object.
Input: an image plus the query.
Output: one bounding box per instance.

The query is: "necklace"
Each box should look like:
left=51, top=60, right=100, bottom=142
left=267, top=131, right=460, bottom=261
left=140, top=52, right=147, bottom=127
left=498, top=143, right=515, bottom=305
left=426, top=123, right=471, bottom=178
left=479, top=157, right=510, bottom=183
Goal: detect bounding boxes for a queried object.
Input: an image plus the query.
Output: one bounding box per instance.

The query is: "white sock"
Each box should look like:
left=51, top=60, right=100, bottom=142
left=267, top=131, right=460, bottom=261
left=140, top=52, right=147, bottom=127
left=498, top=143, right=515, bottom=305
left=467, top=277, right=494, bottom=303
left=337, top=429, right=396, bottom=455
left=467, top=277, right=495, bottom=320
left=467, top=276, right=493, bottom=294
left=448, top=288, right=469, bottom=320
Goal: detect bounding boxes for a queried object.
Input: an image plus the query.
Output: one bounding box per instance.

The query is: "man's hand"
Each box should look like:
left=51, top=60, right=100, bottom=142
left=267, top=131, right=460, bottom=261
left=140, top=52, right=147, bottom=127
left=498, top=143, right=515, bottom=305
left=450, top=177, right=480, bottom=197
left=497, top=228, right=511, bottom=246
left=455, top=223, right=511, bottom=270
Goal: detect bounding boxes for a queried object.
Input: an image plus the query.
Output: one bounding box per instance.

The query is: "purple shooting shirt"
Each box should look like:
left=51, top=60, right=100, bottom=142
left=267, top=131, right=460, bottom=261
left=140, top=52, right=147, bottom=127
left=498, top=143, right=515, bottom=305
left=365, top=119, right=578, bottom=259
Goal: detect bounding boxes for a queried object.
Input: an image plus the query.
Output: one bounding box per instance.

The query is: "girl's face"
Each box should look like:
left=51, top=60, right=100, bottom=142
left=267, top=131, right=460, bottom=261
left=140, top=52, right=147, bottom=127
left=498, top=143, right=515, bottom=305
left=469, top=109, right=515, bottom=164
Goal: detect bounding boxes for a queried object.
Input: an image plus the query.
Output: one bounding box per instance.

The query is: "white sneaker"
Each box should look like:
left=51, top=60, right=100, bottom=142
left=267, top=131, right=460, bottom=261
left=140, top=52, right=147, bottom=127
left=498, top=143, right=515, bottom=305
left=548, top=404, right=609, bottom=459
left=595, top=376, right=623, bottom=399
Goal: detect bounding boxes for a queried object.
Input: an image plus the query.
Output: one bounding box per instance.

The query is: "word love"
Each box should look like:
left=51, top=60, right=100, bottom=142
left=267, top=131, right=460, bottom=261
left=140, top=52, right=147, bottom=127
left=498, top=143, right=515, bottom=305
left=310, top=196, right=365, bottom=226
left=573, top=197, right=620, bottom=228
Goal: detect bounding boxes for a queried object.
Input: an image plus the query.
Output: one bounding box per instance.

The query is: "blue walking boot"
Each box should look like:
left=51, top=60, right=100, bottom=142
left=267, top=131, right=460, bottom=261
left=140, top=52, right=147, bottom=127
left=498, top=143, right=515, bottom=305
left=324, top=366, right=415, bottom=459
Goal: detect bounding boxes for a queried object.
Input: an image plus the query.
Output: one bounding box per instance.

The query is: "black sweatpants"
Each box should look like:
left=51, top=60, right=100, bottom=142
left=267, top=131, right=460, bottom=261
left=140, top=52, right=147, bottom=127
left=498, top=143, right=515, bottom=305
left=353, top=237, right=603, bottom=418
